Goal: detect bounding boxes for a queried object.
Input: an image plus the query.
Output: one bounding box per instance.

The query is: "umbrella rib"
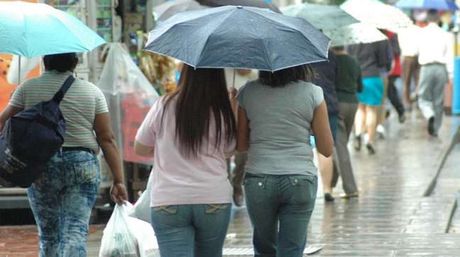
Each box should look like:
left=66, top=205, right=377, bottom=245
left=195, top=9, right=235, bottom=66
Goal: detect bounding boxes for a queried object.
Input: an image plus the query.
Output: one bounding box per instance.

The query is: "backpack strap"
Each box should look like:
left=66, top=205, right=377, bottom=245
left=52, top=75, right=75, bottom=103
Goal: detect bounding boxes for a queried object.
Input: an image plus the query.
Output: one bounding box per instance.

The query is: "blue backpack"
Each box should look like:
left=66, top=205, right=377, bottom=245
left=0, top=76, right=75, bottom=187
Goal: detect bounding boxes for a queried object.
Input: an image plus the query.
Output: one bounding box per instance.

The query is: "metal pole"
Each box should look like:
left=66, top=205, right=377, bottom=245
left=18, top=56, right=21, bottom=85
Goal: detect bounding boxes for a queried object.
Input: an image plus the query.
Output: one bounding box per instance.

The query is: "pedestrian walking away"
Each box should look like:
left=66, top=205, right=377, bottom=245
left=235, top=64, right=333, bottom=257
left=416, top=9, right=452, bottom=137
left=348, top=40, right=392, bottom=154
left=331, top=46, right=361, bottom=198
left=398, top=25, right=422, bottom=109
left=385, top=30, right=406, bottom=123
left=311, top=50, right=340, bottom=202
left=135, top=65, right=237, bottom=257
left=0, top=53, right=128, bottom=257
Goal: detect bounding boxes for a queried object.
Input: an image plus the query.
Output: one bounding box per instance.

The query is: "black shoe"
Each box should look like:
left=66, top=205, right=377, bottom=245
left=428, top=117, right=435, bottom=136
left=398, top=113, right=406, bottom=123
left=366, top=143, right=375, bottom=155
left=354, top=135, right=361, bottom=151
left=324, top=193, right=335, bottom=202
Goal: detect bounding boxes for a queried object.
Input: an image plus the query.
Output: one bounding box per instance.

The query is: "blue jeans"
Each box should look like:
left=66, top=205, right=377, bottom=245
left=27, top=151, right=100, bottom=257
left=244, top=173, right=317, bottom=257
left=151, top=204, right=231, bottom=257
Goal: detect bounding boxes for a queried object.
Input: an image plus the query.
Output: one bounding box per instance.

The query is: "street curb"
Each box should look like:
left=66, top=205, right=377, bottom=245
left=423, top=126, right=460, bottom=197
left=445, top=192, right=460, bottom=233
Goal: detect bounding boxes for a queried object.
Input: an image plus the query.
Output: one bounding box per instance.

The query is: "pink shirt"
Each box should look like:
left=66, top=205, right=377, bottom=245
left=135, top=97, right=235, bottom=207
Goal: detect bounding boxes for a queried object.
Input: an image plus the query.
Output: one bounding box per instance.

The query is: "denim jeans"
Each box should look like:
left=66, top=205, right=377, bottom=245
left=244, top=173, right=317, bottom=257
left=151, top=203, right=231, bottom=257
left=27, top=151, right=100, bottom=257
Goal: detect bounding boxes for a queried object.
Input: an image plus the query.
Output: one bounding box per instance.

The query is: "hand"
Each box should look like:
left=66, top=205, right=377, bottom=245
left=110, top=182, right=128, bottom=205
left=229, top=87, right=238, bottom=100
left=233, top=184, right=244, bottom=207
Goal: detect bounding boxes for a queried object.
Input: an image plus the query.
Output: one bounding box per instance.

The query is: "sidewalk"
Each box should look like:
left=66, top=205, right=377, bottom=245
left=1, top=113, right=459, bottom=257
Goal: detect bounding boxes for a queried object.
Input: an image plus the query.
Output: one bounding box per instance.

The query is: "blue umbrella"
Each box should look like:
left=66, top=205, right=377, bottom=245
left=145, top=5, right=330, bottom=71
left=0, top=1, right=105, bottom=57
left=396, top=0, right=458, bottom=11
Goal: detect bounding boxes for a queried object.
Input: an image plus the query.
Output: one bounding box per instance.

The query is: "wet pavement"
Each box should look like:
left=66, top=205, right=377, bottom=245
left=1, top=112, right=460, bottom=257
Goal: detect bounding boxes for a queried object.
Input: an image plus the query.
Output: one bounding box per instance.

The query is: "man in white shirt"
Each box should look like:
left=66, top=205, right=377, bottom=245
left=417, top=10, right=453, bottom=136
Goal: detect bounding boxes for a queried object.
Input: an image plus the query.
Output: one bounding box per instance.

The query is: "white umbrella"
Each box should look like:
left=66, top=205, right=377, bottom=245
left=281, top=3, right=359, bottom=31
left=153, top=0, right=205, bottom=22
left=341, top=0, right=413, bottom=32
left=324, top=23, right=388, bottom=47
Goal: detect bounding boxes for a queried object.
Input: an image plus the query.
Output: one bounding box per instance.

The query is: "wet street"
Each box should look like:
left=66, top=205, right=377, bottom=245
left=1, top=112, right=460, bottom=257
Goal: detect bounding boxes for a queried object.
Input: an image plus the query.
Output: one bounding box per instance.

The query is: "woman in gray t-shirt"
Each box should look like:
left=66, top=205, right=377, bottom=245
left=235, top=64, right=333, bottom=257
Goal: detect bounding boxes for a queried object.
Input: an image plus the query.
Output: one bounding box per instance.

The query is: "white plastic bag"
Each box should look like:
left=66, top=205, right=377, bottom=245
left=99, top=202, right=159, bottom=257
left=129, top=171, right=153, bottom=223
left=99, top=203, right=138, bottom=257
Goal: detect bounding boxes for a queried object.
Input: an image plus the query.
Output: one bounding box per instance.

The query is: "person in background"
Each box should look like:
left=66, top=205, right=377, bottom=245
left=331, top=46, right=361, bottom=198
left=416, top=10, right=453, bottom=136
left=398, top=20, right=422, bottom=109
left=0, top=53, right=128, bottom=257
left=235, top=64, right=333, bottom=257
left=310, top=51, right=339, bottom=202
left=348, top=40, right=391, bottom=154
left=135, top=65, right=236, bottom=257
left=385, top=30, right=406, bottom=123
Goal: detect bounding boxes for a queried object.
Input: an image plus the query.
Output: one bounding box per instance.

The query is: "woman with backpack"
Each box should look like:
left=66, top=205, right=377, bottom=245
left=0, top=53, right=127, bottom=257
left=134, top=64, right=237, bottom=257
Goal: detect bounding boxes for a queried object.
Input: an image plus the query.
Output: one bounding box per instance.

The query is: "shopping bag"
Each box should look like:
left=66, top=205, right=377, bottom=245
left=99, top=202, right=159, bottom=257
left=99, top=203, right=138, bottom=257
left=129, top=171, right=153, bottom=223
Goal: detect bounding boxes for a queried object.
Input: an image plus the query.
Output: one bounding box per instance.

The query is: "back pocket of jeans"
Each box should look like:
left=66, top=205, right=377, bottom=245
left=205, top=204, right=230, bottom=214
left=71, top=159, right=100, bottom=184
left=153, top=205, right=178, bottom=215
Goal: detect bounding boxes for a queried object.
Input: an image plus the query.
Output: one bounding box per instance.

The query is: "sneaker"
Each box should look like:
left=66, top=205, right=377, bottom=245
left=376, top=125, right=385, bottom=139
left=340, top=192, right=359, bottom=199
left=366, top=143, right=376, bottom=155
left=354, top=135, right=361, bottom=151
left=428, top=117, right=435, bottom=136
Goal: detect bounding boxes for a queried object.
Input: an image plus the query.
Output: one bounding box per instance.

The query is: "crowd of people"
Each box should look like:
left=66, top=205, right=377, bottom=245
left=0, top=7, right=454, bottom=257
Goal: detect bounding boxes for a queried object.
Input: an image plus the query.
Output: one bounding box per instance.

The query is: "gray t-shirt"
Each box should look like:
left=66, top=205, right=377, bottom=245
left=10, top=71, right=109, bottom=152
left=237, top=80, right=324, bottom=176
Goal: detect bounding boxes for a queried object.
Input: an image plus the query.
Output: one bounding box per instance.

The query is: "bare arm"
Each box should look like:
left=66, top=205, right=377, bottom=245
left=311, top=101, right=334, bottom=157
left=94, top=113, right=128, bottom=204
left=134, top=141, right=154, bottom=157
left=236, top=106, right=249, bottom=152
left=0, top=105, right=23, bottom=131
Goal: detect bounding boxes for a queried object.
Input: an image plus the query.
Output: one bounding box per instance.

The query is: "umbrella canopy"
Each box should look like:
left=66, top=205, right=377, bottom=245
left=0, top=1, right=105, bottom=57
left=153, top=0, right=206, bottom=22
left=396, top=0, right=458, bottom=11
left=145, top=6, right=330, bottom=71
left=281, top=3, right=359, bottom=30
left=341, top=0, right=413, bottom=32
left=197, top=0, right=281, bottom=13
left=324, top=23, right=387, bottom=47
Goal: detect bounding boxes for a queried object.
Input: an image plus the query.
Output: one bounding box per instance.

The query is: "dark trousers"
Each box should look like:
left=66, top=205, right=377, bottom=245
left=388, top=75, right=405, bottom=116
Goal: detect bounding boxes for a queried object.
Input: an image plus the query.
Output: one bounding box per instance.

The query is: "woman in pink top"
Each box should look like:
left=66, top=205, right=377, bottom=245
left=134, top=65, right=237, bottom=257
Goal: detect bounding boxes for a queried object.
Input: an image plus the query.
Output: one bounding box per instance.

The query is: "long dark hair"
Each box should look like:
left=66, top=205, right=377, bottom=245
left=162, top=65, right=236, bottom=158
left=259, top=64, right=313, bottom=87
